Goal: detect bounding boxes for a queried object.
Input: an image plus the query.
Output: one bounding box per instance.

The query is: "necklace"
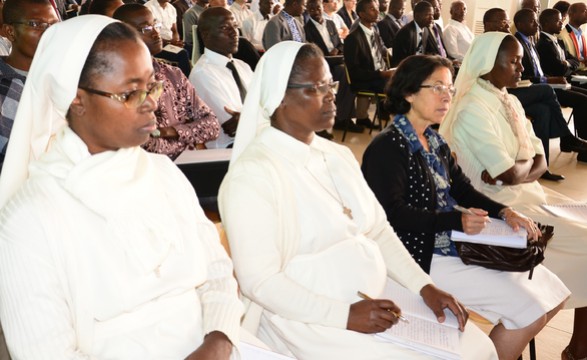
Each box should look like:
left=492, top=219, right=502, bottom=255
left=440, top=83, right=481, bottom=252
left=306, top=151, right=354, bottom=220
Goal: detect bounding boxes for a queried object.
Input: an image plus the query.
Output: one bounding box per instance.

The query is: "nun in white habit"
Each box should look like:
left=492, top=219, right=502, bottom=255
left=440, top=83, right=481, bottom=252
left=218, top=41, right=497, bottom=359
left=0, top=16, right=242, bottom=359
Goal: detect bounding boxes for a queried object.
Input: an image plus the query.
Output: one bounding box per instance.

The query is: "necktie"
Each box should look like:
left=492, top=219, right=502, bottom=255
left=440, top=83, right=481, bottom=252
left=433, top=26, right=446, bottom=58
left=226, top=60, right=247, bottom=103
left=371, top=32, right=386, bottom=71
left=417, top=31, right=423, bottom=54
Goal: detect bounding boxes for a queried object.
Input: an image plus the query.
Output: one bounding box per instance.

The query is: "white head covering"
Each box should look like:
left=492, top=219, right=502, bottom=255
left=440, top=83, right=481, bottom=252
left=440, top=31, right=509, bottom=140
left=440, top=31, right=535, bottom=160
left=230, top=40, right=305, bottom=164
left=0, top=15, right=117, bottom=208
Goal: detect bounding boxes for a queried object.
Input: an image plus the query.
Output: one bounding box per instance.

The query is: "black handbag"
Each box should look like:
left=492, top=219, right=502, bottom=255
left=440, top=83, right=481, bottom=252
left=455, top=223, right=554, bottom=279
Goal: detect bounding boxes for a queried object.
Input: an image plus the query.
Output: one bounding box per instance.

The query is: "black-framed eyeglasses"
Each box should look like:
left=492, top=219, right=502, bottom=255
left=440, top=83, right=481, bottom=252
left=420, top=83, right=456, bottom=97
left=287, top=81, right=339, bottom=95
left=79, top=81, right=164, bottom=108
left=137, top=22, right=163, bottom=34
left=11, top=20, right=57, bottom=31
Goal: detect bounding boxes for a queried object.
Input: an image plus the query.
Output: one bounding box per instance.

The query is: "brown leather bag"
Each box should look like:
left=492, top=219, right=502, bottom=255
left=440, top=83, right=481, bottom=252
left=455, top=223, right=554, bottom=280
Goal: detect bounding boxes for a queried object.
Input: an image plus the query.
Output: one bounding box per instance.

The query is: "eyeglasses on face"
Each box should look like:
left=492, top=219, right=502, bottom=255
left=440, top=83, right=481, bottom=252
left=420, top=83, right=456, bottom=97
left=287, top=81, right=339, bottom=95
left=79, top=81, right=164, bottom=108
left=138, top=22, right=163, bottom=34
left=11, top=20, right=57, bottom=31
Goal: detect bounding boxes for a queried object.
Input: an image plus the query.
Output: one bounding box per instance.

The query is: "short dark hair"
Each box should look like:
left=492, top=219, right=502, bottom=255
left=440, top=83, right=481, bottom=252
left=112, top=3, right=147, bottom=22
left=288, top=43, right=325, bottom=83
left=89, top=0, right=121, bottom=15
left=385, top=55, right=453, bottom=114
left=356, top=0, right=376, bottom=15
left=513, top=8, right=534, bottom=26
left=483, top=7, right=505, bottom=25
left=553, top=1, right=570, bottom=15
left=78, top=22, right=142, bottom=89
left=413, top=0, right=432, bottom=15
left=539, top=8, right=560, bottom=27
left=3, top=0, right=51, bottom=24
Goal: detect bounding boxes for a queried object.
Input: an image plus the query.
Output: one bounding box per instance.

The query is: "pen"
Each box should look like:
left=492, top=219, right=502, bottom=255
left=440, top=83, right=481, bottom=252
left=453, top=205, right=492, bottom=223
left=357, top=291, right=410, bottom=324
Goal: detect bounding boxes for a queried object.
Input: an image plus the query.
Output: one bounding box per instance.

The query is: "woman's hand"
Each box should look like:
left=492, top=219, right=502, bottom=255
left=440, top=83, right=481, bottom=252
left=420, top=284, right=468, bottom=332
left=347, top=299, right=401, bottom=333
left=500, top=207, right=541, bottom=241
left=184, top=331, right=232, bottom=360
left=460, top=207, right=490, bottom=235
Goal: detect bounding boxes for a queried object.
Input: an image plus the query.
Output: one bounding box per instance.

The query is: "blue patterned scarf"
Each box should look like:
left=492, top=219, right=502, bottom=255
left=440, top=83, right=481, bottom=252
left=393, top=114, right=458, bottom=256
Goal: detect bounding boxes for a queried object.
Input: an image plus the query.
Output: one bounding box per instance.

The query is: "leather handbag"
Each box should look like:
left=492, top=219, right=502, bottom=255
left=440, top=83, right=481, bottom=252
left=455, top=223, right=554, bottom=279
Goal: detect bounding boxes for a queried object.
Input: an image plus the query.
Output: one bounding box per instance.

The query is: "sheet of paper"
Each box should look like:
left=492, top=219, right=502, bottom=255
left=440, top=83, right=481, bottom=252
left=541, top=203, right=587, bottom=224
left=373, top=278, right=461, bottom=359
left=451, top=219, right=527, bottom=249
left=378, top=278, right=458, bottom=328
left=239, top=342, right=296, bottom=360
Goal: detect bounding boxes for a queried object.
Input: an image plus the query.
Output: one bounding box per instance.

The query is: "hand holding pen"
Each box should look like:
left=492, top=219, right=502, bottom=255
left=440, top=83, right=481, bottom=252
left=346, top=292, right=405, bottom=334
left=357, top=291, right=409, bottom=323
left=454, top=205, right=491, bottom=235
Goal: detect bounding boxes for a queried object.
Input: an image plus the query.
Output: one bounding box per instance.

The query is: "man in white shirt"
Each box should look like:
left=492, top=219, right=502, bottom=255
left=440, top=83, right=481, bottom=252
left=229, top=0, right=253, bottom=29
left=242, top=0, right=273, bottom=50
left=442, top=0, right=472, bottom=61
left=323, top=0, right=349, bottom=40
left=190, top=7, right=254, bottom=148
left=145, top=0, right=183, bottom=46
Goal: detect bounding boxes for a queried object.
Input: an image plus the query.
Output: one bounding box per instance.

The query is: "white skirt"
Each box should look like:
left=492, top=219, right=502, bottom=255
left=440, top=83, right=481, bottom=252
left=430, top=255, right=570, bottom=329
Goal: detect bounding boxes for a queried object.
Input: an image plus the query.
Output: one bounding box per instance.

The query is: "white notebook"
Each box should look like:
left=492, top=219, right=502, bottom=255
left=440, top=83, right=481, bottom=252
left=541, top=203, right=587, bottom=224
left=450, top=219, right=527, bottom=249
left=373, top=279, right=461, bottom=360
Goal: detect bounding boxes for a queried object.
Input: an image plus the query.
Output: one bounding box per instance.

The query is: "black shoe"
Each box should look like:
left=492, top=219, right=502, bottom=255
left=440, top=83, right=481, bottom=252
left=560, top=135, right=587, bottom=153
left=333, top=120, right=364, bottom=133
left=315, top=130, right=334, bottom=140
left=578, top=150, right=587, bottom=163
left=356, top=118, right=373, bottom=128
left=540, top=170, right=565, bottom=181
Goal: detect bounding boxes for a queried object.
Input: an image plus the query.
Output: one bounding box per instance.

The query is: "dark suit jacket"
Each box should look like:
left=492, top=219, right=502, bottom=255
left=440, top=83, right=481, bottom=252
left=391, top=21, right=440, bottom=67
left=536, top=31, right=580, bottom=78
left=304, top=19, right=344, bottom=55
left=515, top=32, right=544, bottom=83
left=343, top=25, right=389, bottom=89
left=378, top=14, right=403, bottom=49
left=337, top=8, right=358, bottom=29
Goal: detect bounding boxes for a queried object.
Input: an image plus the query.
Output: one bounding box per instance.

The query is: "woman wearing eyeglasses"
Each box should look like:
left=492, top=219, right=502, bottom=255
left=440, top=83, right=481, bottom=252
left=0, top=16, right=242, bottom=359
left=219, top=42, right=497, bottom=359
left=362, top=54, right=569, bottom=360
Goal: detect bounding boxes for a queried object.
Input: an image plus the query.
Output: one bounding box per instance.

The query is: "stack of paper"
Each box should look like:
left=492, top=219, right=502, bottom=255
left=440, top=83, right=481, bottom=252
left=451, top=219, right=527, bottom=249
left=373, top=279, right=461, bottom=360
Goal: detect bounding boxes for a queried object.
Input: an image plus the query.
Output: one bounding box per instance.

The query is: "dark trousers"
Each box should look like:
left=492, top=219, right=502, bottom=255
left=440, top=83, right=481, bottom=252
left=509, top=84, right=571, bottom=163
left=553, top=85, right=587, bottom=139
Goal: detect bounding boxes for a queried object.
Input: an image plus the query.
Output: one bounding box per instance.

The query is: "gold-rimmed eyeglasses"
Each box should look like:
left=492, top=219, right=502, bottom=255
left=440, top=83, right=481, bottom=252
left=79, top=81, right=164, bottom=108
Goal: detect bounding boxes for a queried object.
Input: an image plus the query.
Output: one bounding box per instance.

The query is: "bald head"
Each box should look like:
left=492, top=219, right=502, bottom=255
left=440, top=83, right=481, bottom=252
left=198, top=7, right=239, bottom=56
left=568, top=2, right=587, bottom=28
left=449, top=0, right=465, bottom=22
left=521, top=0, right=540, bottom=14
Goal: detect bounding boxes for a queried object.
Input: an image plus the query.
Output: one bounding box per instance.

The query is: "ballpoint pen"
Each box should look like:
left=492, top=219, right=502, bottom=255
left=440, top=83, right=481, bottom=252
left=357, top=291, right=410, bottom=324
left=453, top=205, right=492, bottom=222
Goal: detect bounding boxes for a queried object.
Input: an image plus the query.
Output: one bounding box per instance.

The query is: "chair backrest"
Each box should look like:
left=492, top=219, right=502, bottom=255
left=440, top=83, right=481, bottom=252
left=191, top=24, right=201, bottom=66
